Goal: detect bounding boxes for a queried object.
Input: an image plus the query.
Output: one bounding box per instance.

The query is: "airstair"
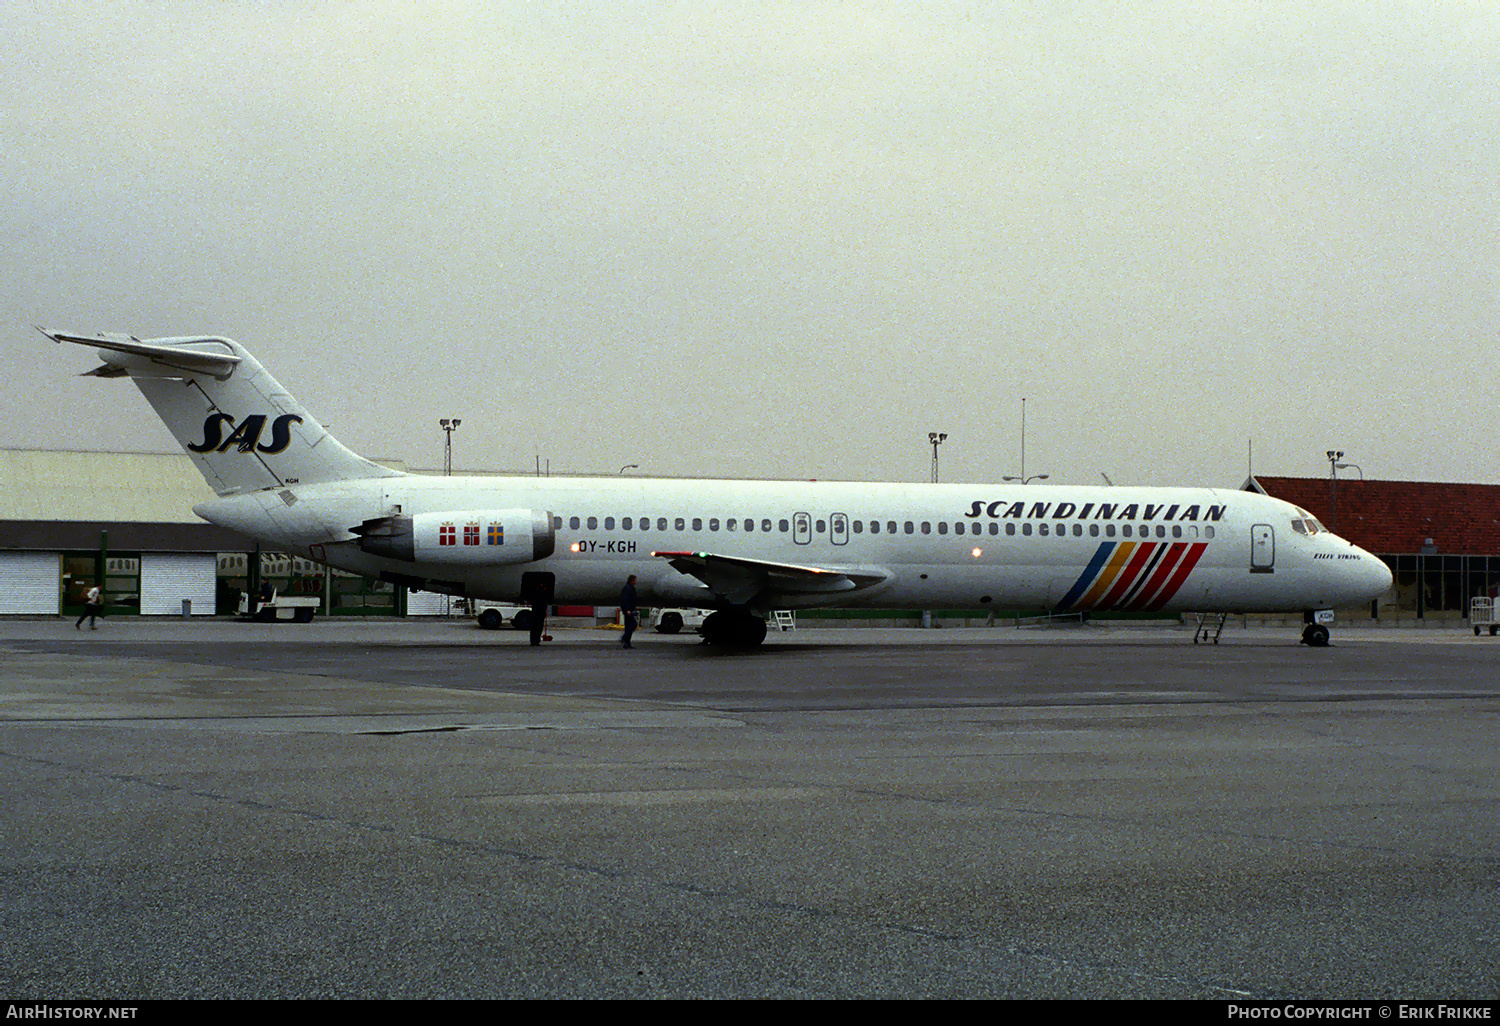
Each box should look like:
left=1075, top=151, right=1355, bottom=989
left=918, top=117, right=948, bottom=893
left=1192, top=612, right=1229, bottom=644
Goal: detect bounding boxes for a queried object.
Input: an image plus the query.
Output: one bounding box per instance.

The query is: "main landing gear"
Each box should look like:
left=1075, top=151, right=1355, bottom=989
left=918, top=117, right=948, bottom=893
left=699, top=609, right=768, bottom=648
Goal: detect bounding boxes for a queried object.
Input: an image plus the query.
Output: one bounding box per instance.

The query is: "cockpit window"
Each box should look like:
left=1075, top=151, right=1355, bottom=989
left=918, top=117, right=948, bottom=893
left=1290, top=517, right=1324, bottom=536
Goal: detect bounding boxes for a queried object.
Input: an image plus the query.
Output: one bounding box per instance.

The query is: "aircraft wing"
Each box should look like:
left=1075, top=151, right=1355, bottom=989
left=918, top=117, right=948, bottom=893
left=41, top=329, right=241, bottom=378
left=652, top=550, right=891, bottom=607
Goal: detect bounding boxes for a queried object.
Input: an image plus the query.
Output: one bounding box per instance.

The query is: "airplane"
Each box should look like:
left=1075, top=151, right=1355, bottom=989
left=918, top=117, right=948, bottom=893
left=42, top=330, right=1393, bottom=647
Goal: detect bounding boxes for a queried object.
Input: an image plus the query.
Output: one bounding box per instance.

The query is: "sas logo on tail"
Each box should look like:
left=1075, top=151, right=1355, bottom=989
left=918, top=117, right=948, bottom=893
left=188, top=413, right=303, bottom=454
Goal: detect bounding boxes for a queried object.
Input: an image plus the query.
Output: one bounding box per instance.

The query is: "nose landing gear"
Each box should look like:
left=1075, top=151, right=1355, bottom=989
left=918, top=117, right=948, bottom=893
left=1300, top=623, right=1330, bottom=647
left=1300, top=610, right=1333, bottom=647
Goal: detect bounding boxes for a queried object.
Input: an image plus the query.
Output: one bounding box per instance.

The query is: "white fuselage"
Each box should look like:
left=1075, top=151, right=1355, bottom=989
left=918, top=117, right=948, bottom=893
left=197, top=476, right=1392, bottom=615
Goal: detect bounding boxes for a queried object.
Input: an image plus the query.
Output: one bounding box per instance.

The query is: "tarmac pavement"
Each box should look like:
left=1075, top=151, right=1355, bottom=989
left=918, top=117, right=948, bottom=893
left=1, top=618, right=1496, bottom=998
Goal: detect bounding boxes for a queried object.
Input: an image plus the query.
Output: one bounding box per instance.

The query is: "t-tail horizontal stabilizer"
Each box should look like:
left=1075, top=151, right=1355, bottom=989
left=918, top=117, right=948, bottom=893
left=42, top=328, right=401, bottom=497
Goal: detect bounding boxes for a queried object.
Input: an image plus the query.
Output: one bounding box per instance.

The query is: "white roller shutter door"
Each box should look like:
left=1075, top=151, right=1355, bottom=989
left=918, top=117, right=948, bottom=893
left=0, top=552, right=60, bottom=614
left=140, top=554, right=217, bottom=615
left=404, top=589, right=454, bottom=616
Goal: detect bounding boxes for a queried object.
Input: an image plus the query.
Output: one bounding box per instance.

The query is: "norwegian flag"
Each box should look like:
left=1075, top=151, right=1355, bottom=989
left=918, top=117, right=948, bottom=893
left=464, top=522, right=481, bottom=546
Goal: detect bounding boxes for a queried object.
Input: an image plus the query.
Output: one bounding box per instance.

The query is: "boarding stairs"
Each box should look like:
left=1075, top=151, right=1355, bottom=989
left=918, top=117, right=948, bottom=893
left=1192, top=612, right=1229, bottom=644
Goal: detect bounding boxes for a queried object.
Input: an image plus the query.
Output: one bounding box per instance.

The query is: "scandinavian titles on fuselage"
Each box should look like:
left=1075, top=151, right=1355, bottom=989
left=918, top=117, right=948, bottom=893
left=965, top=500, right=1227, bottom=522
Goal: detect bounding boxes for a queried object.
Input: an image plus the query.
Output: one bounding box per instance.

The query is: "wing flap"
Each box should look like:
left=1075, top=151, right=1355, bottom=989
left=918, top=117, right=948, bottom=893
left=652, top=550, right=891, bottom=606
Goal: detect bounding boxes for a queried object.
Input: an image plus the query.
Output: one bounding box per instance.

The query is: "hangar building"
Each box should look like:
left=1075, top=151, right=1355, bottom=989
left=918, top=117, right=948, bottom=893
left=0, top=448, right=433, bottom=618
left=1248, top=475, right=1500, bottom=619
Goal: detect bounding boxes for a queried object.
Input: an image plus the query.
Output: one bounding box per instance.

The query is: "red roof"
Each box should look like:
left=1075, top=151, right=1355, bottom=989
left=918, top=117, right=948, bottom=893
left=1251, top=476, right=1500, bottom=555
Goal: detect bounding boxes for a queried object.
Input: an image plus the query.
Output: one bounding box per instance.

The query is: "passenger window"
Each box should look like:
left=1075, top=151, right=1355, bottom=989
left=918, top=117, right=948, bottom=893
left=920, top=522, right=931, bottom=535
left=744, top=519, right=754, bottom=532
left=1005, top=523, right=1014, bottom=536
left=779, top=520, right=790, bottom=532
left=604, top=517, right=615, bottom=530
left=1122, top=525, right=1132, bottom=538
left=709, top=518, right=720, bottom=531
left=726, top=518, right=736, bottom=531
left=988, top=523, right=998, bottom=535
left=1206, top=526, right=1215, bottom=539
left=852, top=520, right=862, bottom=534
left=1155, top=526, right=1165, bottom=538
left=674, top=518, right=685, bottom=531
left=938, top=522, right=948, bottom=535
left=692, top=518, right=702, bottom=531
left=870, top=521, right=880, bottom=534
left=1089, top=524, right=1098, bottom=537
left=1106, top=524, right=1116, bottom=537
left=1172, top=525, right=1182, bottom=538
left=816, top=520, right=826, bottom=533
left=587, top=516, right=598, bottom=530
left=569, top=516, right=580, bottom=530
left=887, top=522, right=897, bottom=534
left=904, top=522, right=914, bottom=534
left=1073, top=524, right=1082, bottom=537
left=553, top=516, right=562, bottom=529
left=762, top=519, right=772, bottom=532
left=622, top=517, right=631, bottom=530
left=1039, top=523, right=1049, bottom=536
left=1022, top=523, right=1032, bottom=536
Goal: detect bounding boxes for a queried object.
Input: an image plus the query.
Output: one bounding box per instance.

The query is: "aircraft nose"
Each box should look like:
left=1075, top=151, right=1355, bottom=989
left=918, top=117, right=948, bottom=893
left=1360, top=550, right=1393, bottom=599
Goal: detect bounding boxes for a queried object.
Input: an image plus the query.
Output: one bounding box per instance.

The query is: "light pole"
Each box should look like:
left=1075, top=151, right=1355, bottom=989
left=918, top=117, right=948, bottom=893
left=1326, top=449, right=1344, bottom=533
left=1004, top=398, right=1047, bottom=483
left=441, top=418, right=461, bottom=476
left=928, top=432, right=947, bottom=483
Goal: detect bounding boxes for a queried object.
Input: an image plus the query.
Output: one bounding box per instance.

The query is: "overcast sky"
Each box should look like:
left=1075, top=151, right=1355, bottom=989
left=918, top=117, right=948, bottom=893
left=3, top=1, right=1495, bottom=486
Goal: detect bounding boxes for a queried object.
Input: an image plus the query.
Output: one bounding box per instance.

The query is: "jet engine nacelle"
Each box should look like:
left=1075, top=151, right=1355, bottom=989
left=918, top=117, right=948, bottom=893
left=354, top=509, right=555, bottom=564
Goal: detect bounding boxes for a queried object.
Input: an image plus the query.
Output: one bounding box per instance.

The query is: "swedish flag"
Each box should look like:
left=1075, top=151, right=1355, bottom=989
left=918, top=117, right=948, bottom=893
left=488, top=523, right=504, bottom=546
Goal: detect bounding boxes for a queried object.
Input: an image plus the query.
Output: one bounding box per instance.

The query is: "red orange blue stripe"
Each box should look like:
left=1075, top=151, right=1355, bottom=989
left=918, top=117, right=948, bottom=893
left=1056, top=541, right=1207, bottom=612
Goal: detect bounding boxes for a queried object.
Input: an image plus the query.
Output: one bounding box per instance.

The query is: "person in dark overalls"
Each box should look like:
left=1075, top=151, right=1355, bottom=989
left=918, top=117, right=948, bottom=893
left=619, top=574, right=638, bottom=649
left=527, top=581, right=549, bottom=646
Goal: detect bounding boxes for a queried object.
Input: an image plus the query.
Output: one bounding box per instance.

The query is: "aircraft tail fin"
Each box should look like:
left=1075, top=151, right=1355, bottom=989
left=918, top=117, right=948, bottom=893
left=43, top=330, right=403, bottom=497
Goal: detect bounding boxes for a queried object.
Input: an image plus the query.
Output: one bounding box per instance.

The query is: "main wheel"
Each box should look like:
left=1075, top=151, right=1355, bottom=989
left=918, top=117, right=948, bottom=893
left=656, top=612, right=684, bottom=634
left=477, top=608, right=504, bottom=630
left=1302, top=623, right=1330, bottom=647
left=701, top=610, right=767, bottom=647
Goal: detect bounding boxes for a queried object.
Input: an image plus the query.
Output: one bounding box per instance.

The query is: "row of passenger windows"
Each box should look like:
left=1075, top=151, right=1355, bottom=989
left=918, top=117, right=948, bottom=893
left=553, top=514, right=1214, bottom=540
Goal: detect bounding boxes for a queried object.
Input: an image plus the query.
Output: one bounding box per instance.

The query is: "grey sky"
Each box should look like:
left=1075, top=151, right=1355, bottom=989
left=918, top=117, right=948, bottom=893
left=3, top=1, right=1496, bottom=486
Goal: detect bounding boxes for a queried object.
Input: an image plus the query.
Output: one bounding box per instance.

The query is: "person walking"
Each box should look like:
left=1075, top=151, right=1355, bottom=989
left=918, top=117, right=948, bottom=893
left=619, top=574, right=638, bottom=649
left=75, top=583, right=103, bottom=630
left=526, top=580, right=549, bottom=646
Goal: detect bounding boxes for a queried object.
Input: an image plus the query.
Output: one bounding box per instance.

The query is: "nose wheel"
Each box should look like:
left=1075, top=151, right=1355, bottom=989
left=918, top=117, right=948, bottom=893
left=1301, top=623, right=1330, bottom=647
